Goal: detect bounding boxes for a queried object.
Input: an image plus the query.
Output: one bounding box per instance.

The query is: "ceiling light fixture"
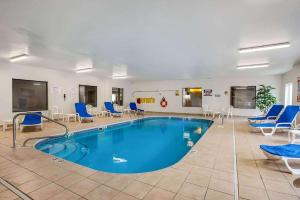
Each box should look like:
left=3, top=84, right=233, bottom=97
left=239, top=42, right=290, bottom=53
left=112, top=75, right=128, bottom=79
left=75, top=67, right=94, bottom=73
left=10, top=54, right=29, bottom=62
left=236, top=63, right=269, bottom=70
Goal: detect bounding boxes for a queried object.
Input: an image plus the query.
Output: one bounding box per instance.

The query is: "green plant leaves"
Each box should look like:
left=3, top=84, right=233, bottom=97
left=255, top=84, right=277, bottom=113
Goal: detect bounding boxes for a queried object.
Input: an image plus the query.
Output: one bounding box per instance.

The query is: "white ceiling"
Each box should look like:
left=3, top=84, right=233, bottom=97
left=0, top=0, right=299, bottom=80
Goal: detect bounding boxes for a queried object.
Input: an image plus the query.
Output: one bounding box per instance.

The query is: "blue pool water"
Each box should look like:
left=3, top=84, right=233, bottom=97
left=36, top=117, right=212, bottom=173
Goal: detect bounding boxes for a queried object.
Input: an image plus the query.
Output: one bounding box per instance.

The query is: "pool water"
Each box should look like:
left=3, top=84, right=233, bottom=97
left=36, top=117, right=212, bottom=173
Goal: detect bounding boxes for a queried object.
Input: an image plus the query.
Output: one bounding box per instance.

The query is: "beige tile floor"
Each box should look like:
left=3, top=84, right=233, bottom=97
left=0, top=113, right=299, bottom=200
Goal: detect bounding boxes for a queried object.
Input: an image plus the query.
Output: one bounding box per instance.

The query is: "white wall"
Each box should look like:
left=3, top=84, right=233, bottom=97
left=281, top=64, right=300, bottom=122
left=0, top=61, right=284, bottom=119
left=282, top=64, right=300, bottom=105
left=0, top=63, right=132, bottom=119
left=131, top=76, right=282, bottom=116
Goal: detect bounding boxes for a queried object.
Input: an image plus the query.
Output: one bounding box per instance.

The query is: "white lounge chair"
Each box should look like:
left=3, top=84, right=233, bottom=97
left=261, top=144, right=300, bottom=174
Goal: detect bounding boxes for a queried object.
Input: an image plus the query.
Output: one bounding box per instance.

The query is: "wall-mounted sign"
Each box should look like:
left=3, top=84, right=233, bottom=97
left=136, top=98, right=155, bottom=104
left=298, top=77, right=300, bottom=102
left=203, top=89, right=212, bottom=96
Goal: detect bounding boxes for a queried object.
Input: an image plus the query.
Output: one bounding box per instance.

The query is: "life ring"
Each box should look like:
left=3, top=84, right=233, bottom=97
left=160, top=97, right=168, bottom=108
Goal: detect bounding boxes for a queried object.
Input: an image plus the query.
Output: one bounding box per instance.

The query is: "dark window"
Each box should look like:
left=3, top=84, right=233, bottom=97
left=182, top=88, right=202, bottom=107
left=12, top=79, right=48, bottom=112
left=112, top=88, right=124, bottom=106
left=230, top=86, right=256, bottom=109
left=79, top=85, right=97, bottom=107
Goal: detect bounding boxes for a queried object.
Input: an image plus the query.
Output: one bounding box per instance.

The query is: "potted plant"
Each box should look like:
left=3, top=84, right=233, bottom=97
left=255, top=84, right=277, bottom=113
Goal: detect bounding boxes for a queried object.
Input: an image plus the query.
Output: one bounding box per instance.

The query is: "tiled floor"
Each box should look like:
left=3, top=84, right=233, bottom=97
left=0, top=114, right=299, bottom=200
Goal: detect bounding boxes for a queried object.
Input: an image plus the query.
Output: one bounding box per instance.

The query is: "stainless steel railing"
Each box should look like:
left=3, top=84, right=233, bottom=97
left=12, top=112, right=69, bottom=148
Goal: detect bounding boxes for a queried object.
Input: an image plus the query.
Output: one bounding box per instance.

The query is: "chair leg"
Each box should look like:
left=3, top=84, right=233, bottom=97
left=260, top=128, right=275, bottom=136
left=283, top=158, right=300, bottom=174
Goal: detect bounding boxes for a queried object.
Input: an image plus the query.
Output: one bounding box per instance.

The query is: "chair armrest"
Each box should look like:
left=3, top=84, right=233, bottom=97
left=267, top=116, right=277, bottom=120
left=275, top=122, right=292, bottom=128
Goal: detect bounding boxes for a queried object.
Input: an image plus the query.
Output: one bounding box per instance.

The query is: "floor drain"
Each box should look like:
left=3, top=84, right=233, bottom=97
left=293, top=178, right=300, bottom=188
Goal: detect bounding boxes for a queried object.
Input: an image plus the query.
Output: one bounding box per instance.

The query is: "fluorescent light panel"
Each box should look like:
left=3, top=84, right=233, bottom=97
left=237, top=63, right=269, bottom=70
left=112, top=75, right=128, bottom=79
left=239, top=42, right=290, bottom=53
left=75, top=67, right=94, bottom=73
left=10, top=54, right=29, bottom=62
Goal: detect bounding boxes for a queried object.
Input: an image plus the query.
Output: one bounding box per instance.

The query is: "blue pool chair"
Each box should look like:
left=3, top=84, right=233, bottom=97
left=248, top=104, right=284, bottom=123
left=129, top=102, right=144, bottom=114
left=20, top=112, right=43, bottom=131
left=104, top=102, right=123, bottom=117
left=250, top=105, right=300, bottom=136
left=75, top=103, right=94, bottom=123
left=260, top=144, right=300, bottom=174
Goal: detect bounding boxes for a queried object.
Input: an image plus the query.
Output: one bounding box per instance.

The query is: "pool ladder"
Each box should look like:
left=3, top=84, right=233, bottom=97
left=12, top=112, right=69, bottom=148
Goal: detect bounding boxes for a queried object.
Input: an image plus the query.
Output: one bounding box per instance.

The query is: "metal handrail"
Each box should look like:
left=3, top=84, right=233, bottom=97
left=12, top=112, right=69, bottom=148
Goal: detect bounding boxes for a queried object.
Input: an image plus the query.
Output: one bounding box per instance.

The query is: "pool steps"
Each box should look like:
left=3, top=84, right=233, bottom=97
left=40, top=142, right=89, bottom=163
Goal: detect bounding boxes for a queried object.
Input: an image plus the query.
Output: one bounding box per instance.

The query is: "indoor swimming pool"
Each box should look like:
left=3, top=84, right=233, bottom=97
left=36, top=117, right=213, bottom=173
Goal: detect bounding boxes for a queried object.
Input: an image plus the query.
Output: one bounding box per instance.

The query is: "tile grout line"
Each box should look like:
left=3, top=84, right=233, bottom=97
left=0, top=177, right=33, bottom=200
left=232, top=118, right=239, bottom=200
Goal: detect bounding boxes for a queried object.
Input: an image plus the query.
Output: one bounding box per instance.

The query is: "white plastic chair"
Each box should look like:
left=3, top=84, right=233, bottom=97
left=224, top=105, right=233, bottom=119
left=51, top=106, right=64, bottom=120
left=202, top=105, right=214, bottom=117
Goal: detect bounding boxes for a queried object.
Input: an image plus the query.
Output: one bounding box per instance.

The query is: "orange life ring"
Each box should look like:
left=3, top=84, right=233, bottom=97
left=160, top=97, right=168, bottom=108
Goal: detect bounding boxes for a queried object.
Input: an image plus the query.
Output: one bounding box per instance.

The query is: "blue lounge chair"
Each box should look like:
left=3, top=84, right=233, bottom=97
left=260, top=144, right=300, bottom=174
left=250, top=105, right=300, bottom=136
left=129, top=102, right=144, bottom=114
left=75, top=103, right=94, bottom=123
left=104, top=102, right=123, bottom=117
left=248, top=104, right=284, bottom=123
left=20, top=112, right=43, bottom=131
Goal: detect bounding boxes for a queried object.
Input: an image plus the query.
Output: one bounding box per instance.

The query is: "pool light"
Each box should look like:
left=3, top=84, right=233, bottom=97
left=239, top=42, right=290, bottom=53
left=10, top=54, right=29, bottom=62
left=236, top=63, right=269, bottom=70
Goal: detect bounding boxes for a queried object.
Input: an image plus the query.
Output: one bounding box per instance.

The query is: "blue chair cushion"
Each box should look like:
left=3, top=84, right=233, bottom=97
left=104, top=102, right=122, bottom=114
left=250, top=123, right=291, bottom=128
left=22, top=112, right=42, bottom=125
left=260, top=144, right=300, bottom=158
left=248, top=116, right=267, bottom=121
left=75, top=103, right=93, bottom=118
left=130, top=102, right=144, bottom=112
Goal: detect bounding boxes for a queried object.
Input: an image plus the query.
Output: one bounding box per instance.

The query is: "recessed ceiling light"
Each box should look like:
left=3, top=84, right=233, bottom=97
left=10, top=54, right=29, bottom=62
left=237, top=63, right=269, bottom=70
left=75, top=67, right=94, bottom=73
left=239, top=42, right=290, bottom=53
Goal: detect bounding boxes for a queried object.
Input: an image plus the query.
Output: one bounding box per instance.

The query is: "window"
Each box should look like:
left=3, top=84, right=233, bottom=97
left=79, top=85, right=97, bottom=107
left=12, top=79, right=48, bottom=112
left=182, top=88, right=202, bottom=107
left=112, top=88, right=124, bottom=106
left=285, top=82, right=293, bottom=105
left=230, top=86, right=256, bottom=109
